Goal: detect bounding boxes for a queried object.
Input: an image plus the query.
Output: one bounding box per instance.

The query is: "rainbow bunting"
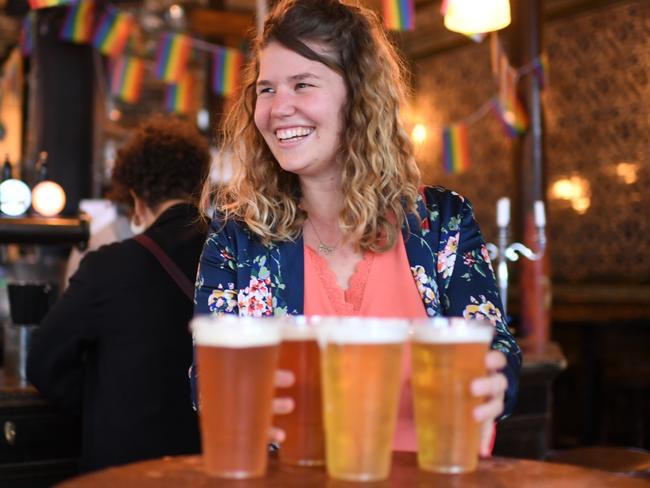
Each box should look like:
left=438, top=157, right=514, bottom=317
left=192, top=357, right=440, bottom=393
left=28, top=0, right=73, bottom=10
left=382, top=0, right=415, bottom=31
left=493, top=58, right=528, bottom=137
left=491, top=96, right=528, bottom=138
left=212, top=47, right=243, bottom=97
left=165, top=74, right=194, bottom=113
left=61, top=0, right=95, bottom=44
left=155, top=34, right=193, bottom=83
left=19, top=14, right=35, bottom=56
left=93, top=9, right=135, bottom=58
left=110, top=56, right=145, bottom=104
left=441, top=124, right=470, bottom=174
left=532, top=54, right=548, bottom=89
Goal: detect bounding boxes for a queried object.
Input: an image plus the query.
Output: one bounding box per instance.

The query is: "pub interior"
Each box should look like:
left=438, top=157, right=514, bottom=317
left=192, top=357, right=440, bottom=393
left=0, top=0, right=648, bottom=486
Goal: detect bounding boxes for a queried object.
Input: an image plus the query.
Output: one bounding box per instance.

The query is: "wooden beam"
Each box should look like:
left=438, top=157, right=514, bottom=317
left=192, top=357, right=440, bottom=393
left=188, top=7, right=254, bottom=40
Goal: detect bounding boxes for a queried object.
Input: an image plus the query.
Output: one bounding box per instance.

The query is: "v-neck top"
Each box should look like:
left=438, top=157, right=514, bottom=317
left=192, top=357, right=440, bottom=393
left=304, top=231, right=427, bottom=451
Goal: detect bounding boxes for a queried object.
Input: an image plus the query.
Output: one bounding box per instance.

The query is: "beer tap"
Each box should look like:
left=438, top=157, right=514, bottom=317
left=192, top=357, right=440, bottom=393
left=487, top=198, right=546, bottom=316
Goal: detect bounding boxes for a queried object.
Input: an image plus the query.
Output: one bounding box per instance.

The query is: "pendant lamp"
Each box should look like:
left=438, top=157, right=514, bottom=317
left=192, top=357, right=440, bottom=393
left=443, top=0, right=511, bottom=35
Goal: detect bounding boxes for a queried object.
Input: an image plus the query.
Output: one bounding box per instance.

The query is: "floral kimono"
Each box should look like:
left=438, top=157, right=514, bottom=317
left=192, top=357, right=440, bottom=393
left=193, top=186, right=522, bottom=416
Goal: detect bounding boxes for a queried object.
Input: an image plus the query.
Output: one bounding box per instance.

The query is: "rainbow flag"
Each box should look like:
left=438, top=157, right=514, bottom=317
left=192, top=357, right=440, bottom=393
left=155, top=34, right=193, bottom=83
left=110, top=56, right=145, bottom=104
left=533, top=54, right=548, bottom=89
left=382, top=0, right=415, bottom=31
left=165, top=74, right=194, bottom=113
left=60, top=0, right=94, bottom=44
left=491, top=96, right=528, bottom=138
left=442, top=124, right=470, bottom=174
left=93, top=9, right=135, bottom=58
left=493, top=60, right=528, bottom=137
left=212, top=47, right=242, bottom=97
left=19, top=14, right=35, bottom=56
left=28, top=0, right=73, bottom=10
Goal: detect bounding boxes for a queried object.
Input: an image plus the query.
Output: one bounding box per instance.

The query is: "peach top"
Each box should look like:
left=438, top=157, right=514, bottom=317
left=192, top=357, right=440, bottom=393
left=304, top=232, right=427, bottom=451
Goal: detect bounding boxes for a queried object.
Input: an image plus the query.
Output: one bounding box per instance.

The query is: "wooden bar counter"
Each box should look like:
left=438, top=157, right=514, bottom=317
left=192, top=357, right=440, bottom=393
left=58, top=452, right=649, bottom=487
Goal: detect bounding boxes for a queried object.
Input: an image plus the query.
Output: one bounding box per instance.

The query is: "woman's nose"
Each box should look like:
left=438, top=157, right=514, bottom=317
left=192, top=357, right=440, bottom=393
left=270, top=90, right=296, bottom=117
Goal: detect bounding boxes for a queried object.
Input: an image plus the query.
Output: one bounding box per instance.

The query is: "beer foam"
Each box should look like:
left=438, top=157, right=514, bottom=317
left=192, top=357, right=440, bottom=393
left=316, top=317, right=409, bottom=345
left=191, top=315, right=281, bottom=347
left=411, top=318, right=493, bottom=344
left=280, top=315, right=320, bottom=341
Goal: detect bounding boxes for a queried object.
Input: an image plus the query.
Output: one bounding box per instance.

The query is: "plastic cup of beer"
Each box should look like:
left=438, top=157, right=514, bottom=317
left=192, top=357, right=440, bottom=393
left=275, top=315, right=325, bottom=466
left=191, top=315, right=281, bottom=478
left=317, top=317, right=409, bottom=482
left=410, top=317, right=494, bottom=473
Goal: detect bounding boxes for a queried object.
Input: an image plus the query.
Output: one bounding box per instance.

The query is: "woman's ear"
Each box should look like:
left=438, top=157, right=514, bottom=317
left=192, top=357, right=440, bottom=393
left=130, top=190, right=144, bottom=221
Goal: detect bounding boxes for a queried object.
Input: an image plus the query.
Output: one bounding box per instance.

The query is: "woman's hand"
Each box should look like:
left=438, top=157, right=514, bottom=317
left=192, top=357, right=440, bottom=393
left=269, top=369, right=295, bottom=443
left=471, top=350, right=508, bottom=457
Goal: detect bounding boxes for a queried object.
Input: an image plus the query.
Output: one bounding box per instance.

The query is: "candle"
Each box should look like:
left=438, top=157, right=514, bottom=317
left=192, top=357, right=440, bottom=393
left=534, top=200, right=546, bottom=227
left=497, top=197, right=510, bottom=227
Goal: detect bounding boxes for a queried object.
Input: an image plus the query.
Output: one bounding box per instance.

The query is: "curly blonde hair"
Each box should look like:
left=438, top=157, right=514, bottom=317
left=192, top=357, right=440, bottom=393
left=203, top=0, right=420, bottom=252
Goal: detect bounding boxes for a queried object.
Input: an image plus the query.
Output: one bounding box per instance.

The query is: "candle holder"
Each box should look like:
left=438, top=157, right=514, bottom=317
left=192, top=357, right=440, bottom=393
left=487, top=198, right=546, bottom=316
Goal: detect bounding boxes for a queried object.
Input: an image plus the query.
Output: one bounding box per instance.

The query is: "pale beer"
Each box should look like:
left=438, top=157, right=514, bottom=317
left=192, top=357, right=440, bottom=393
left=275, top=319, right=325, bottom=466
left=318, top=318, right=408, bottom=481
left=411, top=318, right=493, bottom=473
left=191, top=316, right=281, bottom=478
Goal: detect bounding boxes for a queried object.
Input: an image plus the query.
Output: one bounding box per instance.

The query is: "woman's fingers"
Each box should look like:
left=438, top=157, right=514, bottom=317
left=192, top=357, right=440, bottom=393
left=268, top=426, right=285, bottom=444
left=473, top=395, right=504, bottom=423
left=471, top=373, right=508, bottom=398
left=273, top=397, right=294, bottom=415
left=478, top=421, right=495, bottom=458
left=485, top=350, right=507, bottom=371
left=275, top=369, right=295, bottom=388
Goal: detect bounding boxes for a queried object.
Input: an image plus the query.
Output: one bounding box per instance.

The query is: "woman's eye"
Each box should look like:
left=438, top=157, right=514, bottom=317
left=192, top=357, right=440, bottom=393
left=295, top=83, right=311, bottom=90
left=258, top=87, right=274, bottom=95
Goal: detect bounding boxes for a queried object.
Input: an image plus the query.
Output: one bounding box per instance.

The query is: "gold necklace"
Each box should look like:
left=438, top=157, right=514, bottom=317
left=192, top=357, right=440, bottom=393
left=308, top=219, right=339, bottom=255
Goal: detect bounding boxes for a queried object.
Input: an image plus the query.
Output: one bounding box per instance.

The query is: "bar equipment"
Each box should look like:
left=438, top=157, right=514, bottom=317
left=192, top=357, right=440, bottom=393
left=487, top=198, right=546, bottom=315
left=3, top=282, right=56, bottom=386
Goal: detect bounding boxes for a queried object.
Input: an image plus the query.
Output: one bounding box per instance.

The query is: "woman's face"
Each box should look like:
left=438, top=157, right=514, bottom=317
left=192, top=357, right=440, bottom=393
left=254, top=41, right=347, bottom=180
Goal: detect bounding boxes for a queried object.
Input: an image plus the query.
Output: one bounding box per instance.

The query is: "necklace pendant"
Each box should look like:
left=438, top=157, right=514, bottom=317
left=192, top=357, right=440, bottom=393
left=318, top=243, right=336, bottom=255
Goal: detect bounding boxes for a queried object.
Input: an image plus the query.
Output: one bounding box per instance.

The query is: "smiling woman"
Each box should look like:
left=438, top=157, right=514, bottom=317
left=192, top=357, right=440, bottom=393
left=253, top=42, right=347, bottom=180
left=194, top=0, right=521, bottom=469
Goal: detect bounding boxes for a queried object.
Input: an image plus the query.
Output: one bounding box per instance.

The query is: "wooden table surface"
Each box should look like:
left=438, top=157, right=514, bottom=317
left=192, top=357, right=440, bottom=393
left=57, top=452, right=650, bottom=487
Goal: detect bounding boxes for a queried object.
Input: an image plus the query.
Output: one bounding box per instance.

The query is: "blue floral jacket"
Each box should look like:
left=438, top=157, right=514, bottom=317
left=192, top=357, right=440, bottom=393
left=193, top=186, right=522, bottom=416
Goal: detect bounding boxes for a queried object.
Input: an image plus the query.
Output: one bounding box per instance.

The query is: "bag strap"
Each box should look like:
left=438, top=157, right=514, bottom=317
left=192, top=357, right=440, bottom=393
left=134, top=234, right=194, bottom=302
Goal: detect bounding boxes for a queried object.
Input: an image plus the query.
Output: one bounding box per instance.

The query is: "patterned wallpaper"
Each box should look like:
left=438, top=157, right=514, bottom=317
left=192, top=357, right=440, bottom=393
left=411, top=0, right=649, bottom=284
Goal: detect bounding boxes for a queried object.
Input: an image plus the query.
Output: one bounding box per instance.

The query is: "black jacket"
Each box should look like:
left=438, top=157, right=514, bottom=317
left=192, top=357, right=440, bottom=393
left=27, top=203, right=204, bottom=472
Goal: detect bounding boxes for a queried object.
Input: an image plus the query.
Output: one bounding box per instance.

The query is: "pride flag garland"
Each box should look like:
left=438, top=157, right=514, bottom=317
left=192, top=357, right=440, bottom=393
left=93, top=9, right=135, bottom=58
left=61, top=0, right=95, bottom=44
left=19, top=14, right=35, bottom=56
left=110, top=56, right=145, bottom=104
left=382, top=0, right=415, bottom=32
left=28, top=0, right=73, bottom=10
left=212, top=47, right=243, bottom=97
left=155, top=34, right=193, bottom=83
left=165, top=73, right=194, bottom=113
left=441, top=124, right=470, bottom=174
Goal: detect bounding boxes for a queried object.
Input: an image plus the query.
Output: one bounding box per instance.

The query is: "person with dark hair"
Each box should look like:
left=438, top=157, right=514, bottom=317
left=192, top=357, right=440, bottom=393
left=195, top=0, right=521, bottom=457
left=27, top=115, right=211, bottom=472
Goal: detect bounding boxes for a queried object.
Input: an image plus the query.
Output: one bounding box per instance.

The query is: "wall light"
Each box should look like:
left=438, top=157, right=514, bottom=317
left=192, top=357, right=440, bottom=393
left=0, top=179, right=31, bottom=216
left=549, top=175, right=591, bottom=215
left=32, top=180, right=66, bottom=217
left=444, top=0, right=511, bottom=35
left=411, top=124, right=427, bottom=146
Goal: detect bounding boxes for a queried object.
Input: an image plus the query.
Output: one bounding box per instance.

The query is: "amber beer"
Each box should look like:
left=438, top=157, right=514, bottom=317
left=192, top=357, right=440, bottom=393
left=191, top=315, right=281, bottom=478
left=318, top=318, right=409, bottom=481
left=411, top=318, right=493, bottom=473
left=275, top=317, right=324, bottom=466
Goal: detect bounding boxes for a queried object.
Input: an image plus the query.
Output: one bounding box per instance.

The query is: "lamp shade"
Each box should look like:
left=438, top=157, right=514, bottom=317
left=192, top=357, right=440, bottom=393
left=32, top=180, right=66, bottom=217
left=444, top=0, right=511, bottom=35
left=0, top=179, right=31, bottom=216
